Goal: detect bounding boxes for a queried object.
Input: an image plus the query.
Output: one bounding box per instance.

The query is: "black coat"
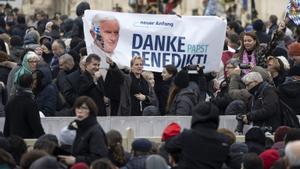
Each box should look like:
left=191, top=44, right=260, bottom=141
left=121, top=155, right=148, bottom=169
left=155, top=76, right=173, bottom=115
left=4, top=89, right=45, bottom=138
left=79, top=71, right=106, bottom=116
left=165, top=125, right=230, bottom=169
left=71, top=116, right=108, bottom=165
left=62, top=69, right=81, bottom=106
left=278, top=78, right=300, bottom=115
left=247, top=82, right=282, bottom=132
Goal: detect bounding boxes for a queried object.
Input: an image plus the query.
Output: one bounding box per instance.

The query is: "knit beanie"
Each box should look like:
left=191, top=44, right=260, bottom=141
left=259, top=149, right=280, bottom=169
left=161, top=122, right=181, bottom=141
left=70, top=162, right=89, bottom=169
left=132, top=138, right=152, bottom=152
left=191, top=102, right=220, bottom=129
left=274, top=126, right=290, bottom=143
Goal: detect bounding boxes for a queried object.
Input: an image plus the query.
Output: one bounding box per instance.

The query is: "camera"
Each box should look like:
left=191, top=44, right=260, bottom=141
left=239, top=63, right=251, bottom=69
left=187, top=64, right=198, bottom=70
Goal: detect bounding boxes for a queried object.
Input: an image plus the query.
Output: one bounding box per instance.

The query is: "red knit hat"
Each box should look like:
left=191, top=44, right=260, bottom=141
left=161, top=122, right=181, bottom=141
left=71, top=162, right=89, bottom=169
left=259, top=149, right=280, bottom=169
left=274, top=126, right=290, bottom=143
left=288, top=42, right=300, bottom=57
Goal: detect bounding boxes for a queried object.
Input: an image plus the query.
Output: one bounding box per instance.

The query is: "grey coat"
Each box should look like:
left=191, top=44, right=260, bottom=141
left=167, top=87, right=198, bottom=116
left=228, top=74, right=252, bottom=104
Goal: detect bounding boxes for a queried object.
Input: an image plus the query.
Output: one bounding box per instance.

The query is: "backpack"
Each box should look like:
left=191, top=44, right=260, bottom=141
left=279, top=98, right=300, bottom=128
left=276, top=86, right=300, bottom=128
left=258, top=83, right=299, bottom=128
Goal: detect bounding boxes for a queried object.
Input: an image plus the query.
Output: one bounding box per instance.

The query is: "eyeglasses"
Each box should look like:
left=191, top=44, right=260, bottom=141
left=77, top=105, right=89, bottom=111
left=226, top=65, right=235, bottom=69
left=28, top=60, right=39, bottom=63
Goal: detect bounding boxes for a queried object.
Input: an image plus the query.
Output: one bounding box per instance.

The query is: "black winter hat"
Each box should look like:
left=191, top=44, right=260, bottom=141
left=174, top=69, right=189, bottom=89
left=191, top=102, right=220, bottom=129
left=245, top=127, right=266, bottom=145
left=225, top=100, right=247, bottom=115
left=76, top=1, right=90, bottom=16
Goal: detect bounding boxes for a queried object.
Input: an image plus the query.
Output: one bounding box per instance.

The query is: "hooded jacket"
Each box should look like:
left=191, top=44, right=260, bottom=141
left=165, top=102, right=230, bottom=169
left=34, top=66, right=58, bottom=116
left=167, top=87, right=198, bottom=116
left=278, top=79, right=300, bottom=115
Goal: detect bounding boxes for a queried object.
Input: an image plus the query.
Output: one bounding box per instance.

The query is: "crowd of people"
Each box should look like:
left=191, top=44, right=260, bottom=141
left=0, top=0, right=300, bottom=169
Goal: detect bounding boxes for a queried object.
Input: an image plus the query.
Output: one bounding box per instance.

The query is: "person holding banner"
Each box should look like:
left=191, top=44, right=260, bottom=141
left=108, top=56, right=153, bottom=116
left=78, top=54, right=106, bottom=116
left=89, top=14, right=121, bottom=69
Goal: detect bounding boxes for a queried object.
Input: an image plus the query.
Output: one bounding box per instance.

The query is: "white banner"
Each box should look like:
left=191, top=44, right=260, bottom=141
left=83, top=10, right=226, bottom=72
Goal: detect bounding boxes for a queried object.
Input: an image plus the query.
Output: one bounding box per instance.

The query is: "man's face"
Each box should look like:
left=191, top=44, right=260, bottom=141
left=85, top=58, right=100, bottom=75
left=52, top=42, right=65, bottom=57
left=95, top=20, right=120, bottom=54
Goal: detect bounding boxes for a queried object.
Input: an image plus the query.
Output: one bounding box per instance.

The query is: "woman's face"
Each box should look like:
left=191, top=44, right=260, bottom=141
left=243, top=35, right=256, bottom=51
left=161, top=68, right=173, bottom=81
left=75, top=103, right=90, bottom=121
left=131, top=59, right=143, bottom=75
left=28, top=57, right=40, bottom=72
left=267, top=59, right=278, bottom=73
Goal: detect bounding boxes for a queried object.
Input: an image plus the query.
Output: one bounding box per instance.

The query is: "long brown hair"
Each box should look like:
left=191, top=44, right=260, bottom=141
left=235, top=31, right=260, bottom=59
left=166, top=84, right=181, bottom=113
left=106, top=130, right=126, bottom=165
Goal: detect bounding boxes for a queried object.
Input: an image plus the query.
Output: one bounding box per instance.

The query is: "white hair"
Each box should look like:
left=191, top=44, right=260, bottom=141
left=285, top=141, right=300, bottom=167
left=60, top=53, right=74, bottom=65
left=26, top=51, right=40, bottom=60
left=91, top=14, right=119, bottom=28
left=242, top=72, right=263, bottom=84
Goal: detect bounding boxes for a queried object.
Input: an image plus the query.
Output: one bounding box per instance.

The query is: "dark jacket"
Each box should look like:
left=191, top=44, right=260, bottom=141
left=165, top=102, right=230, bottom=169
left=247, top=82, right=282, bottom=132
left=278, top=78, right=300, bottom=115
left=121, top=155, right=148, bottom=169
left=167, top=87, right=198, bottom=116
left=256, top=31, right=271, bottom=44
left=155, top=75, right=173, bottom=115
left=165, top=126, right=229, bottom=169
left=62, top=69, right=81, bottom=106
left=71, top=115, right=108, bottom=165
left=34, top=66, right=58, bottom=116
left=4, top=88, right=45, bottom=138
left=104, top=63, right=125, bottom=116
left=78, top=71, right=106, bottom=116
left=118, top=71, right=152, bottom=116
left=0, top=65, right=11, bottom=84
